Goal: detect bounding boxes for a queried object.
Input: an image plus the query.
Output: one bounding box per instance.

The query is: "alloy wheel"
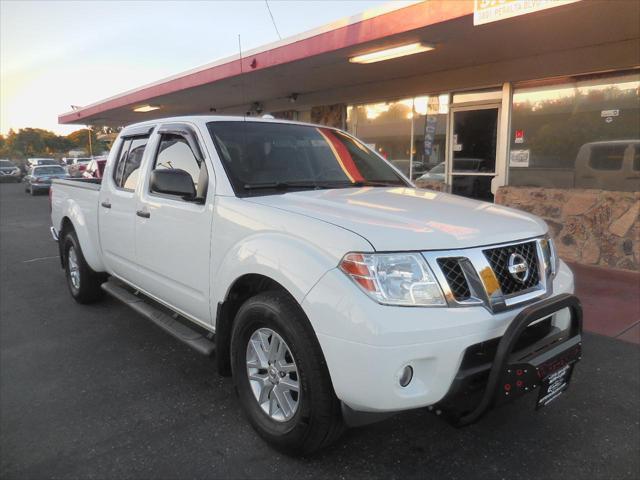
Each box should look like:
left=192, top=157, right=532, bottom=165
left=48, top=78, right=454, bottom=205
left=246, top=328, right=300, bottom=422
left=68, top=246, right=80, bottom=289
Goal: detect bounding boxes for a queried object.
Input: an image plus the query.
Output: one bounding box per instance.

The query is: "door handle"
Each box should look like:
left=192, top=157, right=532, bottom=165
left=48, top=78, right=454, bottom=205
left=101, top=201, right=111, bottom=209
left=136, top=210, right=150, bottom=219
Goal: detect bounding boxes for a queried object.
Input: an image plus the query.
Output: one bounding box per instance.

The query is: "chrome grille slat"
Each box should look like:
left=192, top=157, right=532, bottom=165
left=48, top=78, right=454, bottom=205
left=483, top=241, right=540, bottom=295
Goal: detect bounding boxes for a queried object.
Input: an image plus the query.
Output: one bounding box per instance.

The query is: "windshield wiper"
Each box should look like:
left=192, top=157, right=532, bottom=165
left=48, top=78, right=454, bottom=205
left=242, top=180, right=402, bottom=192
left=322, top=180, right=400, bottom=188
left=243, top=182, right=327, bottom=191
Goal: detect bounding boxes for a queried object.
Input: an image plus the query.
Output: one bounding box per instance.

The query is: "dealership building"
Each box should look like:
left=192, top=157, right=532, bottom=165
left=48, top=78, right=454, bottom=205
left=59, top=0, right=640, bottom=271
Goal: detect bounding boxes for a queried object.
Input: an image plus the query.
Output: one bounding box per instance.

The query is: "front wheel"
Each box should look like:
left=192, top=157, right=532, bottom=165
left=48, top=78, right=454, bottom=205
left=62, top=230, right=106, bottom=304
left=231, top=291, right=344, bottom=455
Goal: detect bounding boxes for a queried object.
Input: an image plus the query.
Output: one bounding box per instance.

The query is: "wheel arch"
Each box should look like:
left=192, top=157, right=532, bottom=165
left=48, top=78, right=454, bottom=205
left=215, top=273, right=297, bottom=376
left=57, top=202, right=105, bottom=273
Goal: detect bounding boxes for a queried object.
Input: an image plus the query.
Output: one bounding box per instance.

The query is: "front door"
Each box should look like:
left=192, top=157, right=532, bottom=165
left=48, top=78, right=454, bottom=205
left=134, top=124, right=213, bottom=325
left=447, top=105, right=500, bottom=202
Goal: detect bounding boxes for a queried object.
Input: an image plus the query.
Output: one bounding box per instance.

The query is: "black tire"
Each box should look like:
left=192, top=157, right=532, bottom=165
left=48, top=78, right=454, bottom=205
left=62, top=229, right=106, bottom=304
left=231, top=291, right=344, bottom=455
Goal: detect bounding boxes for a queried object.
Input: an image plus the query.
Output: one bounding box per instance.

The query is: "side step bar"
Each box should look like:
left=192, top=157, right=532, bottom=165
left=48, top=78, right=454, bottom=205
left=101, top=279, right=215, bottom=356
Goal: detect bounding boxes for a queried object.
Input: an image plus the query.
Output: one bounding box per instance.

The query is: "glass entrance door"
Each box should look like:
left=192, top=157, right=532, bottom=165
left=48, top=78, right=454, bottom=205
left=448, top=105, right=500, bottom=201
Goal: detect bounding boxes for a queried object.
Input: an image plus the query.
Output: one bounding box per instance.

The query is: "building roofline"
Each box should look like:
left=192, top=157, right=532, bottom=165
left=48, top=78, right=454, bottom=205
left=59, top=0, right=473, bottom=125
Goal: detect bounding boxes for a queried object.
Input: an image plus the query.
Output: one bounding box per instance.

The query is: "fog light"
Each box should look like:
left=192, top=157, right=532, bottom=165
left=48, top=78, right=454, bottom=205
left=399, top=365, right=413, bottom=387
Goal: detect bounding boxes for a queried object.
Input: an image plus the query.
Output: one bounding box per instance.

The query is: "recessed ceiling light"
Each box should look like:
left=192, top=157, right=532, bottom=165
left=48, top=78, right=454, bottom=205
left=349, top=42, right=434, bottom=64
left=133, top=105, right=161, bottom=113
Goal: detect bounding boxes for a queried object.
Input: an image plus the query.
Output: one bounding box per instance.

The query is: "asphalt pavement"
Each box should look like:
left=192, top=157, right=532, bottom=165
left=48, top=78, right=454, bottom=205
left=1, top=182, right=638, bottom=479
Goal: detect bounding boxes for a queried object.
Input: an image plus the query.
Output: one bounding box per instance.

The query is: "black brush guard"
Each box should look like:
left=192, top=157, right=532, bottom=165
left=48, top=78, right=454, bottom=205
left=437, top=293, right=583, bottom=426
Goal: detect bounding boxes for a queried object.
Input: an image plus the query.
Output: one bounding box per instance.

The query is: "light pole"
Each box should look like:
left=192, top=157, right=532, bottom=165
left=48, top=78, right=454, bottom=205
left=87, top=126, right=93, bottom=158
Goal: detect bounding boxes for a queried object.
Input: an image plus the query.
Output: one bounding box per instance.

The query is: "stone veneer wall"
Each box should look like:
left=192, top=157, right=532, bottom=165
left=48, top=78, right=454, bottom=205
left=495, top=187, right=639, bottom=271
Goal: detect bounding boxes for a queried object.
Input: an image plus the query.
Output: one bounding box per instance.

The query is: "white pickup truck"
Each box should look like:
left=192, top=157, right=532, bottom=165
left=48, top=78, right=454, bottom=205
left=50, top=116, right=582, bottom=454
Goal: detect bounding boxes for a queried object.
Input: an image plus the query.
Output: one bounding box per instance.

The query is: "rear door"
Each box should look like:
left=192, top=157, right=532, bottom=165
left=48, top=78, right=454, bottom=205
left=98, top=127, right=153, bottom=284
left=134, top=123, right=213, bottom=325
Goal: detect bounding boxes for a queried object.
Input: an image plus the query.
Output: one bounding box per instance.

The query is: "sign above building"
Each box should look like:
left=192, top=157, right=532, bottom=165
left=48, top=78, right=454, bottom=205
left=474, top=0, right=581, bottom=26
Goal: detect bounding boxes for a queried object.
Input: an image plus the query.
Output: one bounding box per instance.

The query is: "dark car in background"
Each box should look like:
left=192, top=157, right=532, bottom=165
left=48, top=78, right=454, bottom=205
left=0, top=160, right=22, bottom=182
left=23, top=165, right=68, bottom=195
left=27, top=158, right=59, bottom=167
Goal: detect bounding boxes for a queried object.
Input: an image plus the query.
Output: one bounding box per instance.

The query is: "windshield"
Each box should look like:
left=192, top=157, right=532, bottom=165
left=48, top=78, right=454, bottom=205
left=0, top=160, right=15, bottom=168
left=34, top=166, right=65, bottom=175
left=36, top=159, right=58, bottom=166
left=207, top=121, right=409, bottom=196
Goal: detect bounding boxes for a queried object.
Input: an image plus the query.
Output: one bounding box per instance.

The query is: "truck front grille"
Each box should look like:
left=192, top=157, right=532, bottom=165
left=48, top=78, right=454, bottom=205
left=437, top=258, right=470, bottom=301
left=483, top=241, right=539, bottom=295
left=426, top=237, right=547, bottom=313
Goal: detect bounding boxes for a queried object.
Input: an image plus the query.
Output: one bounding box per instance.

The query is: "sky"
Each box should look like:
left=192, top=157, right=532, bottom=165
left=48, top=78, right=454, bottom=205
left=1, top=0, right=406, bottom=135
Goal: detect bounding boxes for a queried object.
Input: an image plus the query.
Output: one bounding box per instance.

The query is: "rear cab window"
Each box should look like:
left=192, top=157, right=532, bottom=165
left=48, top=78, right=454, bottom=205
left=113, top=136, right=150, bottom=191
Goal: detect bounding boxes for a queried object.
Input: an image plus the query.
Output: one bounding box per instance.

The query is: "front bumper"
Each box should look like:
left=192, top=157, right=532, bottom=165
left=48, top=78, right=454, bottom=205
left=0, top=173, right=21, bottom=182
left=436, top=293, right=582, bottom=426
left=301, top=260, right=575, bottom=413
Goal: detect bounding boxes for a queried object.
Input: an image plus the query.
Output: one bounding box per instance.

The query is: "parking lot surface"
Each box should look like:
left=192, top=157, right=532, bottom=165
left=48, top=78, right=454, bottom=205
left=1, top=182, right=639, bottom=479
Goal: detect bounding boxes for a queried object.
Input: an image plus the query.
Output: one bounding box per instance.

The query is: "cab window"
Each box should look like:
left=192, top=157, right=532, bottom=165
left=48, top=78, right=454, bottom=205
left=588, top=145, right=626, bottom=171
left=113, top=136, right=149, bottom=190
left=151, top=133, right=208, bottom=200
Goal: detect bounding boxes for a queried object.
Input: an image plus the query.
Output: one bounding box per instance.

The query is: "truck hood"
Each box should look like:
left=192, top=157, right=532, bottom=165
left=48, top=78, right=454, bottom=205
left=247, top=187, right=547, bottom=251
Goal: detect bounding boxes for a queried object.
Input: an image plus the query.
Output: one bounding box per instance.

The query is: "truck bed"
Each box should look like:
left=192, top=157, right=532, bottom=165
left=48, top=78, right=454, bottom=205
left=50, top=177, right=104, bottom=272
left=52, top=177, right=102, bottom=189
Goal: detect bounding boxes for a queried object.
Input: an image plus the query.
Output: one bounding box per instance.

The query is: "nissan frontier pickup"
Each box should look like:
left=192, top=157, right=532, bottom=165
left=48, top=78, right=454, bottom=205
left=50, top=116, right=582, bottom=454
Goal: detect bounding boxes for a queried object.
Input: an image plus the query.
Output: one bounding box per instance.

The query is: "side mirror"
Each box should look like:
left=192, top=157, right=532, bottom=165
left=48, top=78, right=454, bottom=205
left=150, top=169, right=196, bottom=199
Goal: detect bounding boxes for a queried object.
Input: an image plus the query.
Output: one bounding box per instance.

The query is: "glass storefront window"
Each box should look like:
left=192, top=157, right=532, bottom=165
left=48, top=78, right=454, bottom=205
left=412, top=94, right=449, bottom=184
left=509, top=72, right=640, bottom=192
left=347, top=98, right=414, bottom=177
left=347, top=95, right=450, bottom=182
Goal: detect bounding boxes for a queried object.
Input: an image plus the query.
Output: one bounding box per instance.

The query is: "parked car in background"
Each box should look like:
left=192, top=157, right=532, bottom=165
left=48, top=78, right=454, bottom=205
left=27, top=158, right=59, bottom=167
left=417, top=162, right=445, bottom=182
left=82, top=158, right=107, bottom=179
left=574, top=140, right=639, bottom=191
left=65, top=157, right=93, bottom=178
left=0, top=160, right=22, bottom=182
left=50, top=116, right=582, bottom=455
left=389, top=158, right=427, bottom=178
left=24, top=165, right=68, bottom=195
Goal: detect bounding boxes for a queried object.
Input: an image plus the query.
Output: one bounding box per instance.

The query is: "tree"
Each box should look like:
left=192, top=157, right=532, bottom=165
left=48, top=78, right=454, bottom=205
left=66, top=128, right=107, bottom=155
left=0, top=127, right=79, bottom=159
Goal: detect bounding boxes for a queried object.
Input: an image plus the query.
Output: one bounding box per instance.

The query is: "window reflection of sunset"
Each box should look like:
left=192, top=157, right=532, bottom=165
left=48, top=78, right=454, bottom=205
left=316, top=128, right=354, bottom=181
left=514, top=74, right=639, bottom=111
left=316, top=128, right=366, bottom=183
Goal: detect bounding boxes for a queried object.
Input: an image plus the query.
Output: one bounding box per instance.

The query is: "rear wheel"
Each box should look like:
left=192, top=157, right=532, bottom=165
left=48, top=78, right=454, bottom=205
left=231, top=291, right=344, bottom=455
left=62, top=230, right=106, bottom=304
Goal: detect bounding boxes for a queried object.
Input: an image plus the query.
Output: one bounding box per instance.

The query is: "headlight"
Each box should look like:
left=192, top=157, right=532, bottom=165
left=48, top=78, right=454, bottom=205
left=540, top=235, right=559, bottom=278
left=339, top=252, right=446, bottom=306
